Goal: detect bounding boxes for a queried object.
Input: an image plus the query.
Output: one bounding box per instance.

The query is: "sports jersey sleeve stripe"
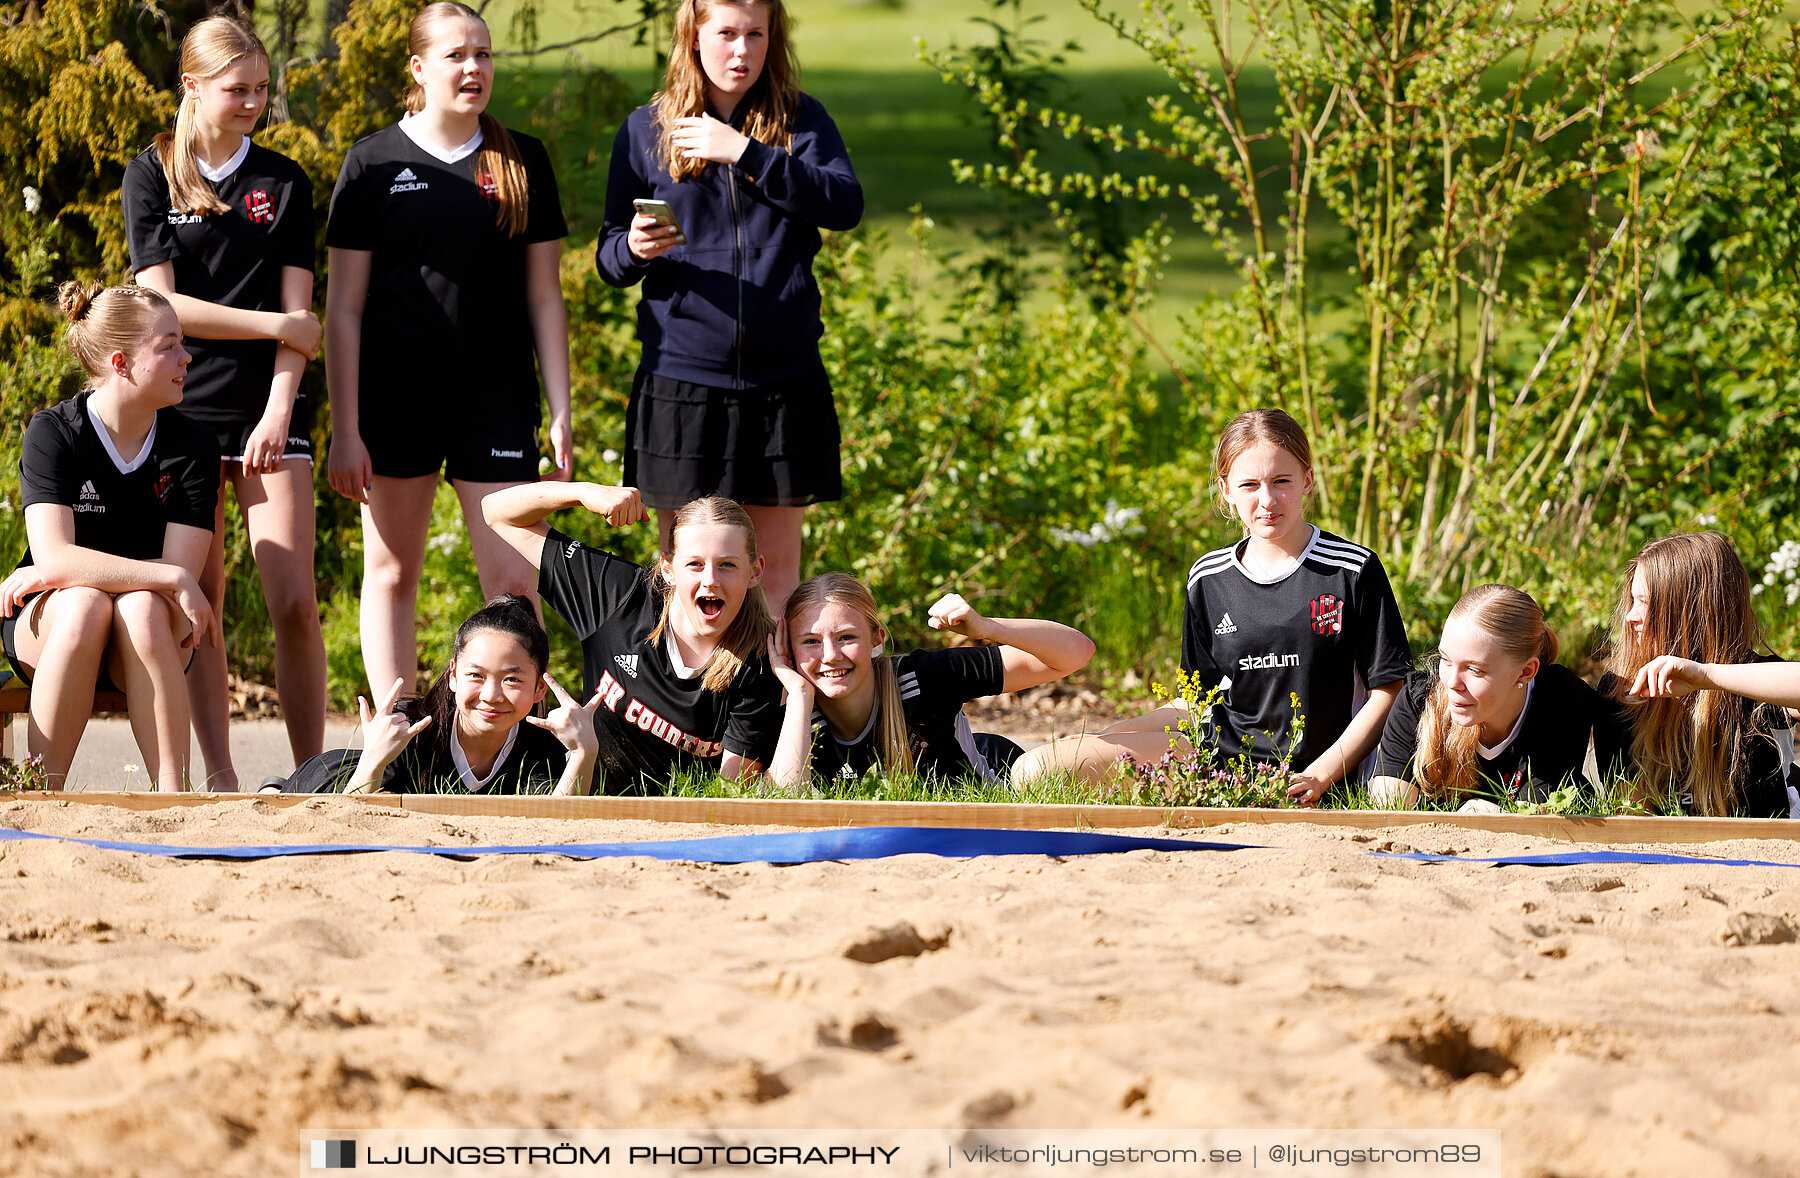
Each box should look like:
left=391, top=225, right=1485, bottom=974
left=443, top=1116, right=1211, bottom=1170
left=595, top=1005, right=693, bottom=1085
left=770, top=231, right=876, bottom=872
left=1307, top=553, right=1371, bottom=575
left=1310, top=536, right=1372, bottom=565
left=1187, top=548, right=1235, bottom=587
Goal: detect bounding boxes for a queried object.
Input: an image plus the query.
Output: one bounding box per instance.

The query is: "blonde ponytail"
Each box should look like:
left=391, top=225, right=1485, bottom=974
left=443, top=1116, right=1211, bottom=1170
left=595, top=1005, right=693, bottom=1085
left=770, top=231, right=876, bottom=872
left=157, top=16, right=268, bottom=216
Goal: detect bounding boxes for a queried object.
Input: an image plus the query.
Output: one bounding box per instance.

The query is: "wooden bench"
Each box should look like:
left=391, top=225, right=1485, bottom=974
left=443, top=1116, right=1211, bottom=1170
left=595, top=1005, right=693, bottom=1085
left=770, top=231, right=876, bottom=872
left=0, top=672, right=129, bottom=761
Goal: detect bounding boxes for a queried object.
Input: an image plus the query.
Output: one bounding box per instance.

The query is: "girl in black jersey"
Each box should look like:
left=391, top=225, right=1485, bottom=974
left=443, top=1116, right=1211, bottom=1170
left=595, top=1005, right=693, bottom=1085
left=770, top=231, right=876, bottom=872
left=483, top=485, right=784, bottom=792
left=264, top=595, right=600, bottom=795
left=122, top=16, right=325, bottom=791
left=0, top=284, right=220, bottom=791
left=1369, top=584, right=1605, bottom=811
left=763, top=573, right=1094, bottom=790
left=1597, top=532, right=1800, bottom=818
left=325, top=2, right=573, bottom=700
left=1014, top=409, right=1412, bottom=803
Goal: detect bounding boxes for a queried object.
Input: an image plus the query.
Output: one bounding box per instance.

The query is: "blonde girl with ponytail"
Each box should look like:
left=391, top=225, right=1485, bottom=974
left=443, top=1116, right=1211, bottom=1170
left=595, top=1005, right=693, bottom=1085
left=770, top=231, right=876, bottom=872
left=122, top=14, right=325, bottom=791
left=325, top=2, right=573, bottom=703
left=765, top=574, right=1095, bottom=791
left=1367, top=585, right=1605, bottom=811
left=0, top=284, right=221, bottom=792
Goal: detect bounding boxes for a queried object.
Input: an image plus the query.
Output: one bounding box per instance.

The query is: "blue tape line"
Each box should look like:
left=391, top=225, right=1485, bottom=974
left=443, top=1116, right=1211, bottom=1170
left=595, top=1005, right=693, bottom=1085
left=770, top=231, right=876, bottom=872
left=0, top=825, right=1248, bottom=864
left=1375, top=849, right=1800, bottom=869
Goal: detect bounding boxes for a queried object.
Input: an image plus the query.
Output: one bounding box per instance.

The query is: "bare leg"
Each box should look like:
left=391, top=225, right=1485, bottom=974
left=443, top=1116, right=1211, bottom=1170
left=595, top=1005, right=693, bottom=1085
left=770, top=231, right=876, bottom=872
left=744, top=504, right=804, bottom=616
left=359, top=474, right=438, bottom=697
left=187, top=464, right=236, bottom=790
left=1010, top=728, right=1180, bottom=790
left=108, top=590, right=194, bottom=793
left=453, top=479, right=542, bottom=607
left=12, top=588, right=114, bottom=788
left=235, top=458, right=326, bottom=767
left=656, top=508, right=677, bottom=556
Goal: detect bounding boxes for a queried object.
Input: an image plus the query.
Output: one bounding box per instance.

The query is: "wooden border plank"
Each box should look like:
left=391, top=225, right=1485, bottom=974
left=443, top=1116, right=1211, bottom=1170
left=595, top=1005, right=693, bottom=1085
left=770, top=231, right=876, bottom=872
left=5, top=791, right=1796, bottom=845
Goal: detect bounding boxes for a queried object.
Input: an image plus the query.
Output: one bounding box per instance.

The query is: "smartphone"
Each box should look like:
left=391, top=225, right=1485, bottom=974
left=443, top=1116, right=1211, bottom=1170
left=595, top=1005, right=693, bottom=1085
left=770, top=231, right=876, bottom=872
left=633, top=198, right=686, bottom=245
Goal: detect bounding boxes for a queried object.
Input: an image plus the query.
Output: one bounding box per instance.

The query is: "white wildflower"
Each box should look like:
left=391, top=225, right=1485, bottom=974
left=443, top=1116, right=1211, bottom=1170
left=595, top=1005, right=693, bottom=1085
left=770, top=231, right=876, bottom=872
left=427, top=532, right=461, bottom=554
left=601, top=448, right=620, bottom=465
left=1695, top=513, right=1718, bottom=526
left=1050, top=500, right=1147, bottom=547
left=22, top=186, right=40, bottom=215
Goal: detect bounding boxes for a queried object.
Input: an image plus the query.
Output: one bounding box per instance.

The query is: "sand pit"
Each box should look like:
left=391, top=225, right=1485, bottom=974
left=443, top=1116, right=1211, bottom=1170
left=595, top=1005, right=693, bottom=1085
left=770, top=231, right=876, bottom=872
left=0, top=797, right=1797, bottom=1178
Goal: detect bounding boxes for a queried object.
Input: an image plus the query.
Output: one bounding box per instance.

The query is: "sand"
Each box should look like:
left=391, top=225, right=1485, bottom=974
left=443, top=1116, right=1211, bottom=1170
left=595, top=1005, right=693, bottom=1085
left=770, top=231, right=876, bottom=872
left=0, top=798, right=1797, bottom=1178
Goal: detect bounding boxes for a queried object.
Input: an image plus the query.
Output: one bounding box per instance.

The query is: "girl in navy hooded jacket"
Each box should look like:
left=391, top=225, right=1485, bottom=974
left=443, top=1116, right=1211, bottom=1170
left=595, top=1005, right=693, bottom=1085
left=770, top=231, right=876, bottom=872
left=597, top=0, right=862, bottom=613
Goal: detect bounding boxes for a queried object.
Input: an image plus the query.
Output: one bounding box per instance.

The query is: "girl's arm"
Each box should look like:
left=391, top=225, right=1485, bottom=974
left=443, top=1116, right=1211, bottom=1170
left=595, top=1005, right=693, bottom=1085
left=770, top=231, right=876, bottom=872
left=526, top=674, right=602, bottom=797
left=1631, top=654, right=1800, bottom=719
left=525, top=239, right=575, bottom=482
left=242, top=265, right=315, bottom=474
left=668, top=105, right=862, bottom=231
left=1286, top=681, right=1404, bottom=806
left=324, top=247, right=373, bottom=504
left=481, top=482, right=647, bottom=569
left=0, top=504, right=215, bottom=645
left=134, top=262, right=322, bottom=358
left=763, top=621, right=815, bottom=794
left=343, top=677, right=431, bottom=794
left=925, top=593, right=1095, bottom=694
left=1365, top=775, right=1421, bottom=808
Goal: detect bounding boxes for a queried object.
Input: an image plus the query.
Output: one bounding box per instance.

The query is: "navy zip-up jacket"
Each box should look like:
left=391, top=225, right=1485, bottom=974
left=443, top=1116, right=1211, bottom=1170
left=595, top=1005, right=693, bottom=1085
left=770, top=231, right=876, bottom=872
left=596, top=95, right=863, bottom=389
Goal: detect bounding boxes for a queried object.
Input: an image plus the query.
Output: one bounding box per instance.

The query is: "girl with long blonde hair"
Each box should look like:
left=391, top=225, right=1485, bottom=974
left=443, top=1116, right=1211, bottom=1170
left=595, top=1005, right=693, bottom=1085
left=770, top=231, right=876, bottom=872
left=325, top=2, right=574, bottom=702
left=596, top=0, right=863, bottom=613
left=764, top=574, right=1094, bottom=789
left=1367, top=584, right=1605, bottom=810
left=1598, top=532, right=1800, bottom=818
left=483, top=484, right=786, bottom=793
left=122, top=13, right=324, bottom=790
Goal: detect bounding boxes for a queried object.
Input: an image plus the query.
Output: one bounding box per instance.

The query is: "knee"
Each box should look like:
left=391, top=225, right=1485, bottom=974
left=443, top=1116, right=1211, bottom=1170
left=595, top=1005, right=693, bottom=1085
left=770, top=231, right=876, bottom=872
left=112, top=590, right=176, bottom=644
left=362, top=559, right=420, bottom=600
left=264, top=585, right=322, bottom=632
left=55, top=587, right=115, bottom=642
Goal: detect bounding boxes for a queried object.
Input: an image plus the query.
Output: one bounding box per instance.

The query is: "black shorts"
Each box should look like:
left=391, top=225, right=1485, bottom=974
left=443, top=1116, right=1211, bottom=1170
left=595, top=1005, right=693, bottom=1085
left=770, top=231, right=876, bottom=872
left=1, top=589, right=195, bottom=694
left=362, top=416, right=541, bottom=483
left=204, top=391, right=318, bottom=465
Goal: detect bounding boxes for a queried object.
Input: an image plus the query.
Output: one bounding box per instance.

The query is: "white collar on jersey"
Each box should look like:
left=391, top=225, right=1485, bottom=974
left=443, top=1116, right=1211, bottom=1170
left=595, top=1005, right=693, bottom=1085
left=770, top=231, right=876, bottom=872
left=196, top=135, right=251, bottom=183
left=1232, top=524, right=1318, bottom=585
left=85, top=396, right=157, bottom=474
left=449, top=722, right=519, bottom=793
left=399, top=112, right=484, bottom=164
left=1477, top=677, right=1535, bottom=761
left=664, top=632, right=705, bottom=681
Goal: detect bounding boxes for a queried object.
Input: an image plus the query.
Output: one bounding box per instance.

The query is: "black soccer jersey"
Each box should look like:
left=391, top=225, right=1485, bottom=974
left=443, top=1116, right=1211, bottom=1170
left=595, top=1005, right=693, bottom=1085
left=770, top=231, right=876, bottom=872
left=15, top=394, right=219, bottom=568
left=1594, top=658, right=1799, bottom=819
left=1181, top=526, right=1411, bottom=771
left=537, top=528, right=782, bottom=793
left=326, top=122, right=567, bottom=430
left=1372, top=663, right=1601, bottom=805
left=121, top=141, right=315, bottom=426
left=808, top=646, right=1006, bottom=783
left=381, top=709, right=566, bottom=794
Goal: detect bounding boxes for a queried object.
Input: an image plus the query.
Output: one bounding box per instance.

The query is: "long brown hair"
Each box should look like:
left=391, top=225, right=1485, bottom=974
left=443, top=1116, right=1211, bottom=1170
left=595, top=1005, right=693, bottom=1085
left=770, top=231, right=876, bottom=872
left=405, top=2, right=532, bottom=237
left=1211, top=408, right=1313, bottom=523
left=652, top=0, right=800, bottom=181
left=646, top=496, right=774, bottom=692
left=1607, top=531, right=1763, bottom=816
left=57, top=281, right=174, bottom=386
left=784, top=573, right=912, bottom=775
left=154, top=15, right=268, bottom=216
left=1413, top=584, right=1559, bottom=800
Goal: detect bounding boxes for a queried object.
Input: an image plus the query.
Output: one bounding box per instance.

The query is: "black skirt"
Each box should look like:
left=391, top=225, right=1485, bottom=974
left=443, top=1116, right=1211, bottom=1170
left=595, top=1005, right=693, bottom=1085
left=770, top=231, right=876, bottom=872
left=625, top=368, right=843, bottom=510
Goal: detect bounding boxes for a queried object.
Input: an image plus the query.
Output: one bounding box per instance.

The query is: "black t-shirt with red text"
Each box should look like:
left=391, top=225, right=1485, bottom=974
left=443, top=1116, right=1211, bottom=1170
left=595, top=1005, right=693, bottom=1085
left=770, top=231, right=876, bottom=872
left=537, top=528, right=781, bottom=793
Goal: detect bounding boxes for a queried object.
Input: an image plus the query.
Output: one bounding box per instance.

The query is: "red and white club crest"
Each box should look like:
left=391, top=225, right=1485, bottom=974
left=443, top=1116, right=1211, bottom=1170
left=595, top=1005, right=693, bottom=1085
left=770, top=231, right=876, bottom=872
left=244, top=190, right=274, bottom=224
left=478, top=169, right=498, bottom=201
left=1310, top=593, right=1344, bottom=636
left=152, top=472, right=174, bottom=503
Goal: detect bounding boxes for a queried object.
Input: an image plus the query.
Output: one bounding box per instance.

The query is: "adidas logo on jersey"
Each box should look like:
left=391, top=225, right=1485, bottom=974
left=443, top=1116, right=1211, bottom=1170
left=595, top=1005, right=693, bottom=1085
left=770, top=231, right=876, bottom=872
left=1214, top=612, right=1237, bottom=635
left=74, top=479, right=104, bottom=514
left=79, top=481, right=100, bottom=501
left=389, top=166, right=429, bottom=195
left=614, top=653, right=639, bottom=679
left=395, top=167, right=417, bottom=181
